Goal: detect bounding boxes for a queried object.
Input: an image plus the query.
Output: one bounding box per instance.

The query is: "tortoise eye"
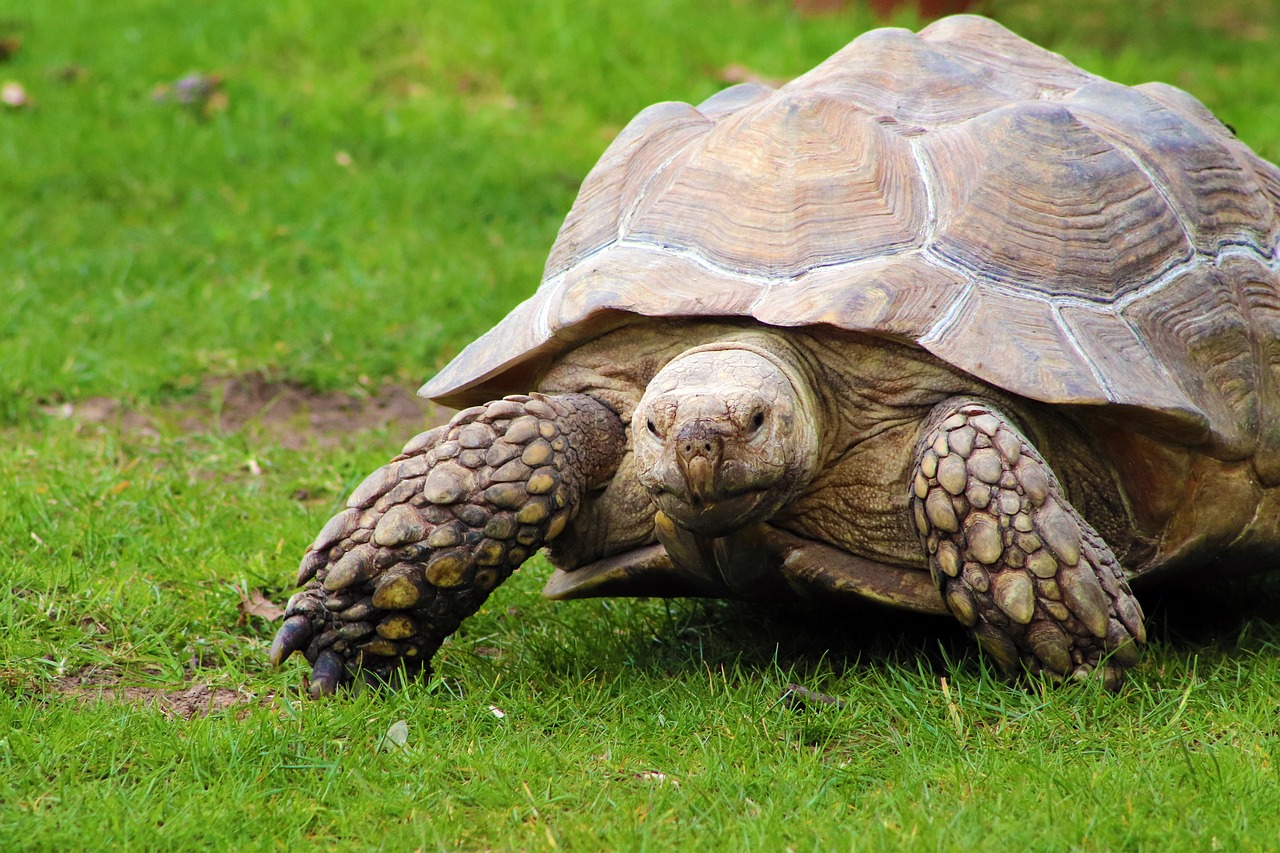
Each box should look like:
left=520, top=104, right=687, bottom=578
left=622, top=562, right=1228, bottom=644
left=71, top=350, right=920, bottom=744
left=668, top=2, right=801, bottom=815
left=647, top=419, right=660, bottom=437
left=750, top=410, right=765, bottom=431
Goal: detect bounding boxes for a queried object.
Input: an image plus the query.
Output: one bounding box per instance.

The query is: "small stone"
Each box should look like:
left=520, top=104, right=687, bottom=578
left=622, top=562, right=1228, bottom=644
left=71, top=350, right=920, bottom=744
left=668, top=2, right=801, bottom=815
left=1026, top=550, right=1057, bottom=578
left=374, top=504, right=428, bottom=547
left=936, top=541, right=961, bottom=577
left=1059, top=565, right=1110, bottom=639
left=937, top=454, right=968, bottom=496
left=1037, top=578, right=1061, bottom=600
left=1013, top=513, right=1034, bottom=532
left=551, top=436, right=568, bottom=452
left=526, top=468, right=557, bottom=495
left=970, top=413, right=1001, bottom=436
left=941, top=413, right=968, bottom=430
left=947, top=425, right=976, bottom=457
left=423, top=463, right=473, bottom=505
left=486, top=482, right=527, bottom=509
left=434, top=441, right=460, bottom=460
left=491, top=459, right=532, bottom=483
left=993, top=572, right=1035, bottom=624
left=932, top=434, right=949, bottom=457
left=1036, top=499, right=1082, bottom=565
left=967, top=448, right=1003, bottom=485
left=946, top=586, right=978, bottom=626
left=539, top=421, right=558, bottom=438
left=504, top=416, right=540, bottom=445
left=508, top=547, right=528, bottom=565
left=920, top=450, right=938, bottom=479
left=457, top=423, right=495, bottom=449
left=966, top=483, right=991, bottom=509
left=517, top=499, right=550, bottom=525
left=965, top=515, right=1002, bottom=565
left=377, top=614, right=417, bottom=640
left=1015, top=457, right=1050, bottom=506
left=474, top=568, right=501, bottom=591
left=484, top=514, right=518, bottom=540
left=1046, top=601, right=1070, bottom=621
left=347, top=465, right=396, bottom=508
left=1005, top=546, right=1025, bottom=568
left=426, top=550, right=473, bottom=588
left=516, top=525, right=541, bottom=547
left=999, top=492, right=1021, bottom=516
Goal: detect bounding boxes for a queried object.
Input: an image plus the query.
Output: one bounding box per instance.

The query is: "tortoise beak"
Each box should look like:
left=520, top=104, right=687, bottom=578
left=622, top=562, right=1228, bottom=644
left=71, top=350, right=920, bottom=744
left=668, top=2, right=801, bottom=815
left=674, top=420, right=725, bottom=506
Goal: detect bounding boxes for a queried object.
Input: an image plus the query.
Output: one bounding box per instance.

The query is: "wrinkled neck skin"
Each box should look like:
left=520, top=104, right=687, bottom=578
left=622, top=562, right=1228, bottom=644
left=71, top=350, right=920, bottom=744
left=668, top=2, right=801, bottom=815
left=630, top=333, right=824, bottom=537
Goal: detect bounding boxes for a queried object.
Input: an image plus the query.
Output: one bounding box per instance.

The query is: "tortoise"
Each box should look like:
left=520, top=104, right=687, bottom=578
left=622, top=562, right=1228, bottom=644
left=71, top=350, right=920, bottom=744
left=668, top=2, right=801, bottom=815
left=271, top=15, right=1280, bottom=695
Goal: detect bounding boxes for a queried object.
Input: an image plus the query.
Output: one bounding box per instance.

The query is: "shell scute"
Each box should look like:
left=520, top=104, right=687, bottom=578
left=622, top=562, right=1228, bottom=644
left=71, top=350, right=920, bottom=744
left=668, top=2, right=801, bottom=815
left=421, top=16, right=1280, bottom=475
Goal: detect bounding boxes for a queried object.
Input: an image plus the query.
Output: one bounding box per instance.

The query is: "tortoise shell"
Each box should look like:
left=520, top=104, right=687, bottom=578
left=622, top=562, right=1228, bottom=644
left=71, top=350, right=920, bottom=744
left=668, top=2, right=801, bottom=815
left=422, top=15, right=1280, bottom=474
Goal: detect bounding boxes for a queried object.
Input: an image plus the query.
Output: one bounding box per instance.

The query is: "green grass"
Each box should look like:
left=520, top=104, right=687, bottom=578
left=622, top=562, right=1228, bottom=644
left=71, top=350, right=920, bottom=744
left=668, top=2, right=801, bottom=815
left=3, top=0, right=1280, bottom=849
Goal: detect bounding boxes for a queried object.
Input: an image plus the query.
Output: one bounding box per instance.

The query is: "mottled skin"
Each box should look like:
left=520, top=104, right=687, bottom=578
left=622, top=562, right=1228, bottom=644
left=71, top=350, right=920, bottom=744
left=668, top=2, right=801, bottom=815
left=273, top=320, right=1276, bottom=693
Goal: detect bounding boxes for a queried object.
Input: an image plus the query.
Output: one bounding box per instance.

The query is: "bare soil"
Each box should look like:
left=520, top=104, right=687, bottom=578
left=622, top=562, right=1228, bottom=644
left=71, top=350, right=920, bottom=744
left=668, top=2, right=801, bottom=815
left=45, top=373, right=450, bottom=449
left=51, top=669, right=269, bottom=720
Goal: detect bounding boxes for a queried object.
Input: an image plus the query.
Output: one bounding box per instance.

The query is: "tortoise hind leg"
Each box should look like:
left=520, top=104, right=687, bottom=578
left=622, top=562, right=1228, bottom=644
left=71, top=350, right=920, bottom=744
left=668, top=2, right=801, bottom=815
left=911, top=397, right=1146, bottom=689
left=271, top=393, right=626, bottom=696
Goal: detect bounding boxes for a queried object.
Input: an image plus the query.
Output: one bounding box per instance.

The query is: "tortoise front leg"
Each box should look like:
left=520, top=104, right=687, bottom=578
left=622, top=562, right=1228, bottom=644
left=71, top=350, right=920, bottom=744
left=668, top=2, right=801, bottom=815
left=911, top=398, right=1146, bottom=689
left=270, top=393, right=626, bottom=696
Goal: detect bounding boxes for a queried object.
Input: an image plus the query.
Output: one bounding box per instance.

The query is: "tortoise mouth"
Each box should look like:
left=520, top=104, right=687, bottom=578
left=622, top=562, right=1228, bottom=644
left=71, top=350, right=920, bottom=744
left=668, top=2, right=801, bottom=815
left=651, top=487, right=774, bottom=536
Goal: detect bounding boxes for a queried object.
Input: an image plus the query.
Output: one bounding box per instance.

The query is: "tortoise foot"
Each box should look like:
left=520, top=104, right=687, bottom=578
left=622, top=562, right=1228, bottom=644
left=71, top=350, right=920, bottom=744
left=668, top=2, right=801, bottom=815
left=912, top=398, right=1147, bottom=689
left=271, top=392, right=626, bottom=695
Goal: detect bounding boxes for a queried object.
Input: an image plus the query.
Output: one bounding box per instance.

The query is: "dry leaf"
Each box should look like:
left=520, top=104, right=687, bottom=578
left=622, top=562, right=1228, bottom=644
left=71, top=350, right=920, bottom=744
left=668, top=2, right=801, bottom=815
left=237, top=589, right=284, bottom=624
left=0, top=36, right=21, bottom=63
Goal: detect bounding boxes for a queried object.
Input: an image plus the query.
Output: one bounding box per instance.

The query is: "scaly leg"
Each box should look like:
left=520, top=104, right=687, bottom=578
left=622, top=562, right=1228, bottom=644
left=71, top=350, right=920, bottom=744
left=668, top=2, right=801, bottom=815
left=910, top=398, right=1146, bottom=689
left=270, top=393, right=626, bottom=695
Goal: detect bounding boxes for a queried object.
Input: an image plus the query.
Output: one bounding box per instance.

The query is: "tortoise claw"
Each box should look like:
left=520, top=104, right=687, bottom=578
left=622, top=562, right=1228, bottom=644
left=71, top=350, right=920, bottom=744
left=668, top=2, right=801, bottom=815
left=269, top=615, right=313, bottom=666
left=308, top=649, right=345, bottom=698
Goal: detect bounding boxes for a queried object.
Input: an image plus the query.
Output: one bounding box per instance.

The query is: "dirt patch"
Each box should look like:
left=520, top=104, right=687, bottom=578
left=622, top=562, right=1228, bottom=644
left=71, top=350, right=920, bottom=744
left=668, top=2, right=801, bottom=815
left=44, top=373, right=450, bottom=449
left=51, top=669, right=268, bottom=720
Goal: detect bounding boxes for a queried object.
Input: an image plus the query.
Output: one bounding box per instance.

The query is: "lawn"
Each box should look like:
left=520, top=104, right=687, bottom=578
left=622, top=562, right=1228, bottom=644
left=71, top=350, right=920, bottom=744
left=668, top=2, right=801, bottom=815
left=2, top=0, right=1279, bottom=849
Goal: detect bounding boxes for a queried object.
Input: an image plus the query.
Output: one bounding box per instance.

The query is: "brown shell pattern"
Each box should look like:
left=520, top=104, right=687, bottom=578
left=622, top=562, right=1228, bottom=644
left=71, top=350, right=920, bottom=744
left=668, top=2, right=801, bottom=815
left=422, top=15, right=1280, bottom=474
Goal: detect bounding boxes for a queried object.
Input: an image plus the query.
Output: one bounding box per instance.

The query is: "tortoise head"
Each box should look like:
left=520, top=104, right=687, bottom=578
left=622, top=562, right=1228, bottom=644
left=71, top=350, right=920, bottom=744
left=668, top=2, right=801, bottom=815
left=632, top=341, right=822, bottom=536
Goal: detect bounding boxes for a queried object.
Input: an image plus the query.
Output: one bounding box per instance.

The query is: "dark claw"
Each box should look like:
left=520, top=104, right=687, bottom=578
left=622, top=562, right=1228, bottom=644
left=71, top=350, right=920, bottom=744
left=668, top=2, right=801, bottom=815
left=309, top=649, right=345, bottom=697
left=269, top=615, right=313, bottom=666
